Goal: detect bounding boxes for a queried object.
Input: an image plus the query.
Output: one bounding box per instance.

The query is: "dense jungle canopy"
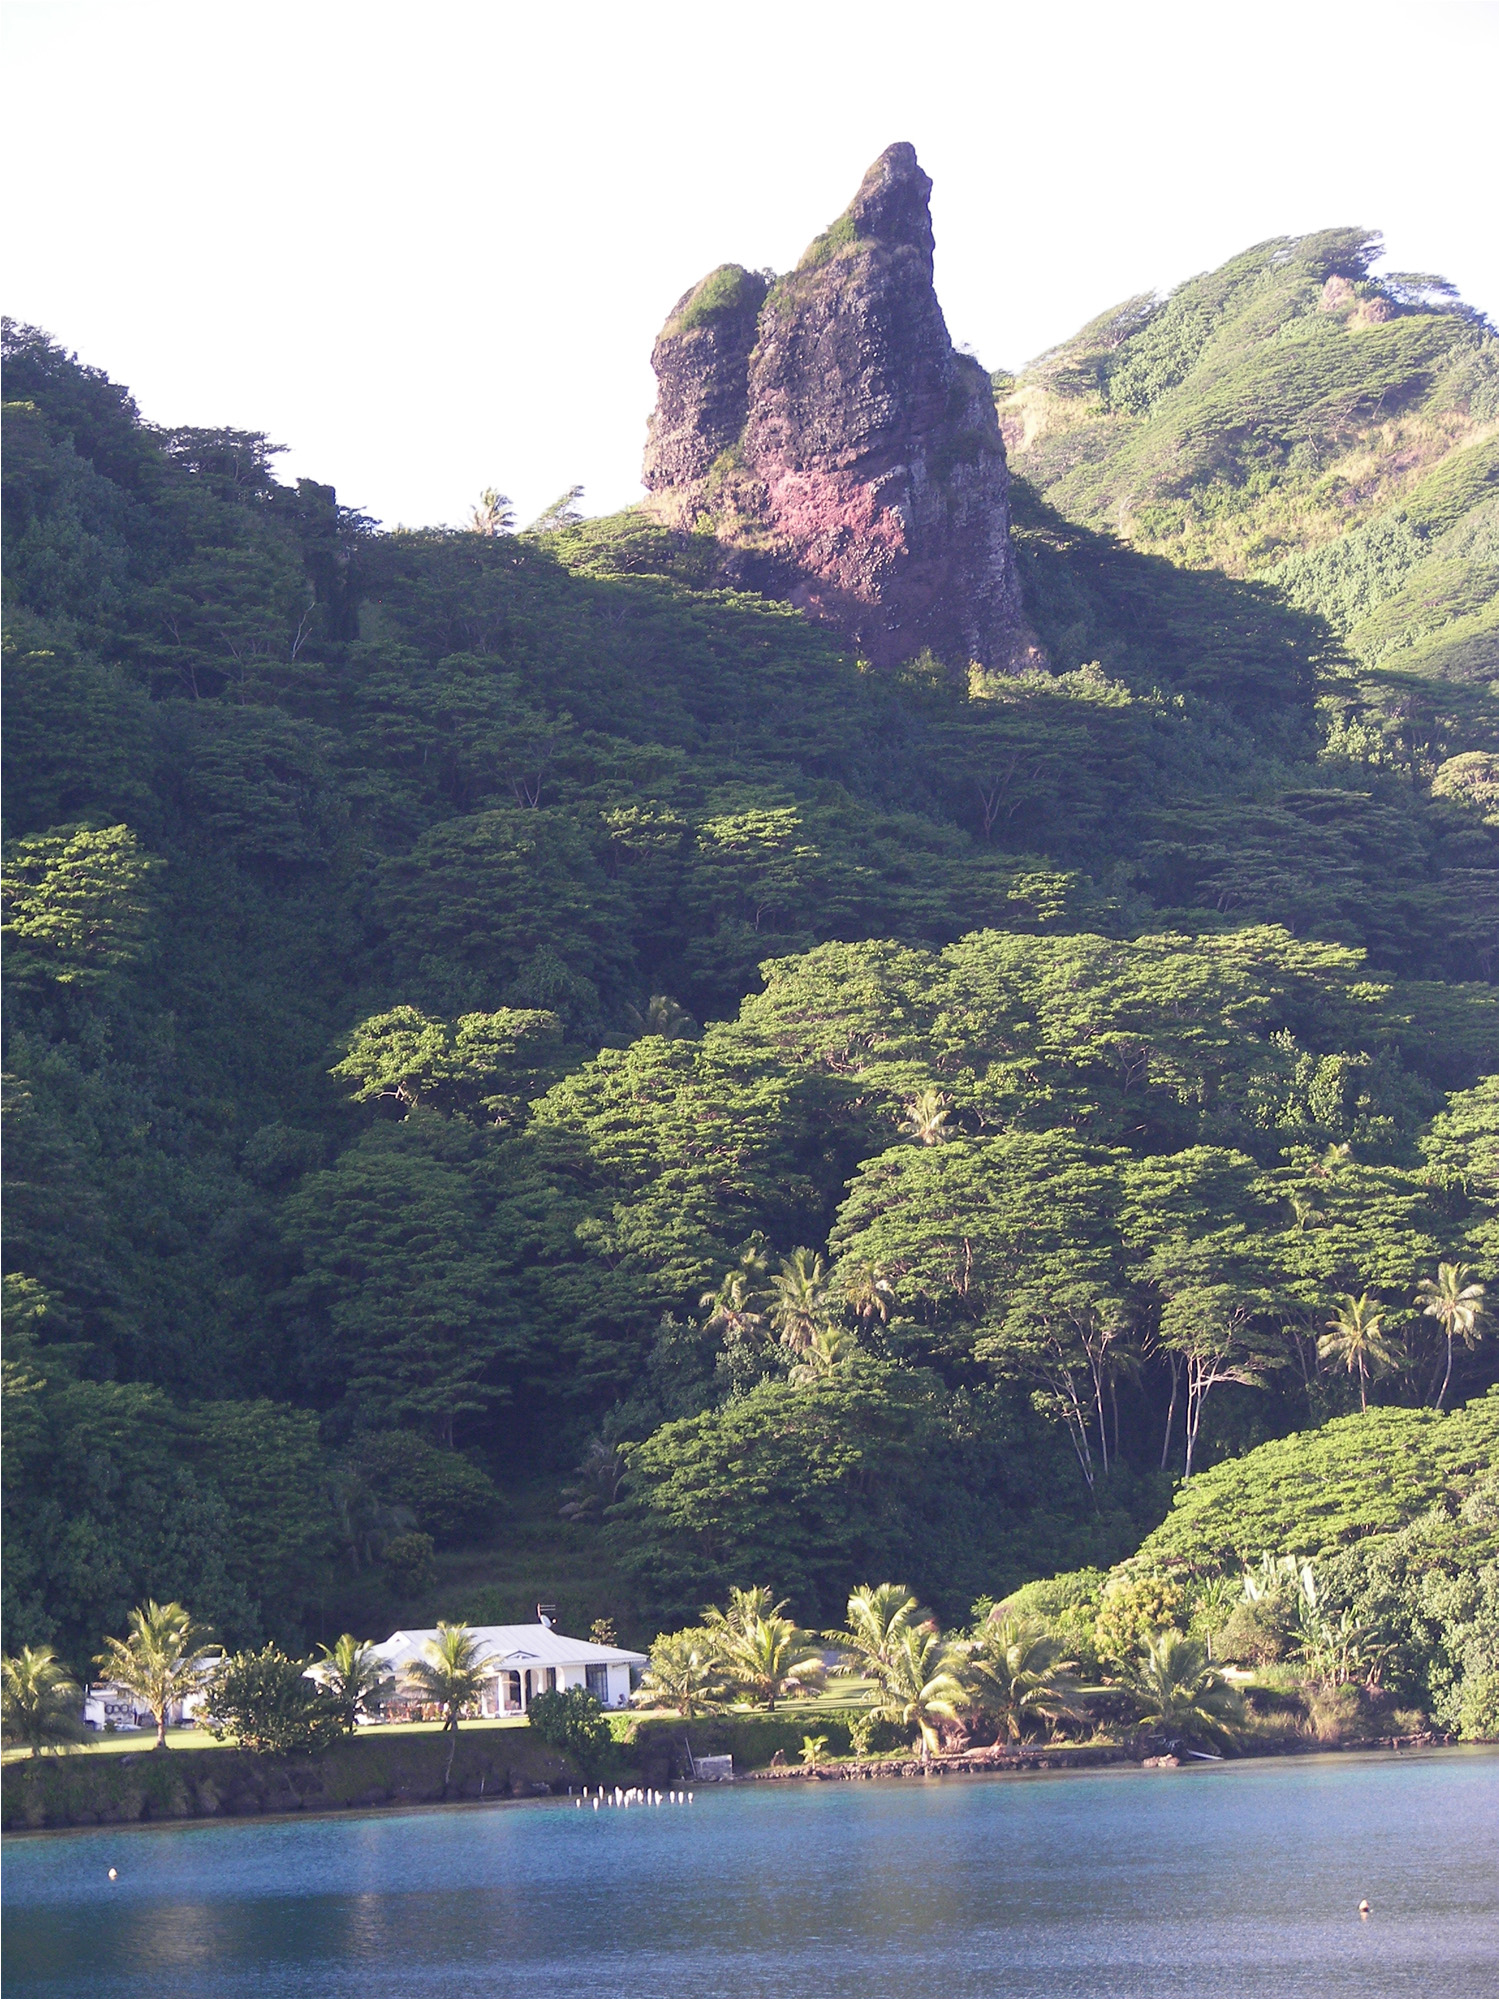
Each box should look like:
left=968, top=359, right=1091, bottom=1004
left=2, top=223, right=1495, bottom=1668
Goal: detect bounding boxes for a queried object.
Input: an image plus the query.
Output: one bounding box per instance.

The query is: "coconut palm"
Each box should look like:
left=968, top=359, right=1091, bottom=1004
left=2, top=1646, right=87, bottom=1757
left=468, top=487, right=515, bottom=536
left=403, top=1622, right=494, bottom=1788
left=699, top=1267, right=766, bottom=1345
left=702, top=1584, right=781, bottom=1641
left=898, top=1089, right=955, bottom=1146
left=868, top=1621, right=967, bottom=1766
left=1124, top=1630, right=1246, bottom=1751
left=959, top=1616, right=1087, bottom=1746
left=767, top=1249, right=829, bottom=1356
left=94, top=1602, right=219, bottom=1750
left=713, top=1613, right=824, bottom=1711
left=828, top=1583, right=924, bottom=1683
left=403, top=1623, right=493, bottom=1733
left=841, top=1262, right=894, bottom=1331
left=1318, top=1292, right=1403, bottom=1410
left=312, top=1635, right=395, bottom=1730
left=625, top=994, right=697, bottom=1041
left=788, top=1321, right=859, bottom=1384
left=632, top=1631, right=724, bottom=1716
left=1415, top=1263, right=1487, bottom=1410
left=559, top=1437, right=630, bottom=1522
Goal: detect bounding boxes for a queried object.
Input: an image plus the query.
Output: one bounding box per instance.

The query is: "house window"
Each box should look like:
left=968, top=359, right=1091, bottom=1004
left=503, top=1671, right=522, bottom=1711
left=544, top=1668, right=557, bottom=1693
left=586, top=1665, right=608, bottom=1700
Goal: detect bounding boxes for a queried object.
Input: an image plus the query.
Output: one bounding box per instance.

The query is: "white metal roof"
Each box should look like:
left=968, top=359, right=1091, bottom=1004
left=375, top=1623, right=647, bottom=1672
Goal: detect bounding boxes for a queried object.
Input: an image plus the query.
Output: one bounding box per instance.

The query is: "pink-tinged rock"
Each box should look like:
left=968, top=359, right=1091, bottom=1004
left=642, top=143, right=1041, bottom=673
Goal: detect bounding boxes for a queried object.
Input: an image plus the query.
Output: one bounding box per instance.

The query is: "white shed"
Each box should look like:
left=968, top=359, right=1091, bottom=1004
left=372, top=1621, right=647, bottom=1715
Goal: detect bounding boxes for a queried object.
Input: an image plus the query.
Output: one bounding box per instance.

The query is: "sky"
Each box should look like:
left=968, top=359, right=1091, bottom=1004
left=5, top=0, right=1496, bottom=529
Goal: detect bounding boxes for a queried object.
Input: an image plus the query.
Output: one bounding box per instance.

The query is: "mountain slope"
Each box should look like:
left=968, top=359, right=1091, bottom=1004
left=1, top=249, right=1494, bottom=1668
left=998, top=227, right=1497, bottom=788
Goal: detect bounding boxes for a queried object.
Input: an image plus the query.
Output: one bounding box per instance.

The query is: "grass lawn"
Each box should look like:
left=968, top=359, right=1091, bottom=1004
left=1, top=1715, right=537, bottom=1764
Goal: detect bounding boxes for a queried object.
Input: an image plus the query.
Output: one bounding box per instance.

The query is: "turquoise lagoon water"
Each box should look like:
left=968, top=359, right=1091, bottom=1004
left=3, top=1748, right=1495, bottom=1997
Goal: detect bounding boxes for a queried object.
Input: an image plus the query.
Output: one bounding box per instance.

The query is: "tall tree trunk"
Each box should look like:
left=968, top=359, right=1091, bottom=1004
left=1091, top=1359, right=1110, bottom=1478
left=1436, top=1332, right=1454, bottom=1412
left=1183, top=1359, right=1203, bottom=1479
left=155, top=1708, right=167, bottom=1750
left=1160, top=1354, right=1181, bottom=1471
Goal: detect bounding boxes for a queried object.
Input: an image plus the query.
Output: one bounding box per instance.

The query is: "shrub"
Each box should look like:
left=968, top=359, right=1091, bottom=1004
left=1094, top=1573, right=1186, bottom=1664
left=202, top=1647, right=346, bottom=1755
left=383, top=1532, right=436, bottom=1595
left=527, top=1686, right=613, bottom=1779
left=995, top=1568, right=1107, bottom=1674
left=849, top=1712, right=907, bottom=1757
left=1217, top=1598, right=1292, bottom=1666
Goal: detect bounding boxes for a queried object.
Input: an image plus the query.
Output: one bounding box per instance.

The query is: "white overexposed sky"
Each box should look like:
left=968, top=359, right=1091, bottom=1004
left=5, top=0, right=1496, bottom=529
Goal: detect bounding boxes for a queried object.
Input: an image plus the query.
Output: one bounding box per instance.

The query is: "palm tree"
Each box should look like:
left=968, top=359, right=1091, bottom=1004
left=625, top=994, right=697, bottom=1041
left=94, top=1602, right=219, bottom=1750
left=632, top=1631, right=724, bottom=1716
left=868, top=1621, right=967, bottom=1767
left=403, top=1623, right=495, bottom=1788
left=1416, top=1263, right=1487, bottom=1410
left=788, top=1321, right=858, bottom=1384
left=699, top=1268, right=766, bottom=1345
left=1319, top=1292, right=1403, bottom=1410
left=899, top=1089, right=955, bottom=1146
left=959, top=1616, right=1087, bottom=1747
left=312, top=1635, right=395, bottom=1730
left=712, top=1611, right=824, bottom=1711
left=841, top=1262, right=894, bottom=1331
left=559, top=1437, right=629, bottom=1522
left=1124, top=1630, right=1246, bottom=1752
left=767, top=1249, right=829, bottom=1356
left=468, top=487, right=515, bottom=536
left=2, top=1646, right=87, bottom=1757
left=828, top=1583, right=924, bottom=1685
left=403, top=1623, right=493, bottom=1732
left=703, top=1585, right=781, bottom=1640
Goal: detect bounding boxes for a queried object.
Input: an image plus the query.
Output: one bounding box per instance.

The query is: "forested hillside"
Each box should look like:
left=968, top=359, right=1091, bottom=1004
left=2, top=262, right=1495, bottom=1670
left=998, top=226, right=1497, bottom=811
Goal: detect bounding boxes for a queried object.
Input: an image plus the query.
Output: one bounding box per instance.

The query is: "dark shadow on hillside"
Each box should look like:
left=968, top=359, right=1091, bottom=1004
left=1008, top=479, right=1339, bottom=719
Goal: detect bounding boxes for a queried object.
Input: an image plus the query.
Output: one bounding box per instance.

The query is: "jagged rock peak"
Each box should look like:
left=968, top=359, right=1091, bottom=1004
left=823, top=140, right=934, bottom=264
left=641, top=144, right=1040, bottom=673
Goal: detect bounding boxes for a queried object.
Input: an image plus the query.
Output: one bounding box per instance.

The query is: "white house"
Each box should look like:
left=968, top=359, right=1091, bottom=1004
left=372, top=1620, right=647, bottom=1715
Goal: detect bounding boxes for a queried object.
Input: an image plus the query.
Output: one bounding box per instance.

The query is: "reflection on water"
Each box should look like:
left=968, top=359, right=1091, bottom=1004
left=4, top=1748, right=1496, bottom=1998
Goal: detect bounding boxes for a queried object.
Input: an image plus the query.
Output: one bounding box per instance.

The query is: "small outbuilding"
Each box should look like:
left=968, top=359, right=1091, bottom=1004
left=372, top=1619, right=647, bottom=1715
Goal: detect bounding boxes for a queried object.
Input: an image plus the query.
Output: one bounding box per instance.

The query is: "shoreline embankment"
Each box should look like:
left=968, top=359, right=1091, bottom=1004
left=1, top=1723, right=1461, bottom=1834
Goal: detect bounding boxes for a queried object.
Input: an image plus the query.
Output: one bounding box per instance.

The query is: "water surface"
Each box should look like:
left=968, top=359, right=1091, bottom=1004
left=4, top=1747, right=1495, bottom=1997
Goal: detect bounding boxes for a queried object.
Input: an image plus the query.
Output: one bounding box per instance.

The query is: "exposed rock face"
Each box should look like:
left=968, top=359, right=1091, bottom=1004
left=642, top=144, right=1039, bottom=671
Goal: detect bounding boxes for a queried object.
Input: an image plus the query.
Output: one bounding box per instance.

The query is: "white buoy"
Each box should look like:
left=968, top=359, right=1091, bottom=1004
left=107, top=1868, right=117, bottom=1881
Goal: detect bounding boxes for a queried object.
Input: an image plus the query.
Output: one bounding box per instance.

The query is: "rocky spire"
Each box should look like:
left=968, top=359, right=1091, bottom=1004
left=641, top=143, right=1039, bottom=673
